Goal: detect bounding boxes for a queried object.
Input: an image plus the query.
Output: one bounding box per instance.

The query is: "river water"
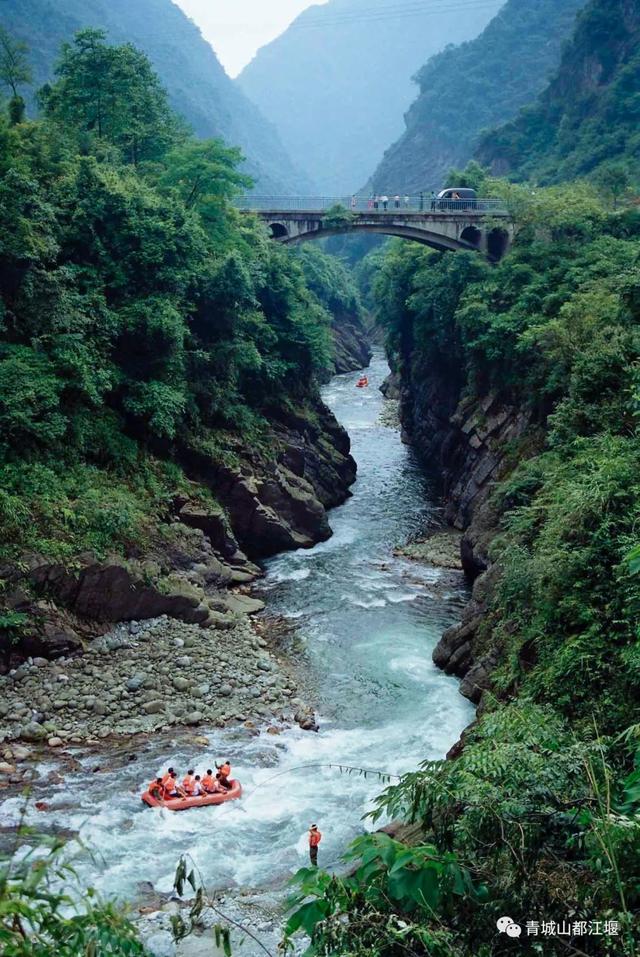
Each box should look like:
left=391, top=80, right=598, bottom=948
left=1, top=354, right=473, bottom=944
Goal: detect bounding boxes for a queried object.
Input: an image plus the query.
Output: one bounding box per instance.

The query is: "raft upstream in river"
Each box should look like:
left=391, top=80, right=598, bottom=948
left=141, top=780, right=242, bottom=811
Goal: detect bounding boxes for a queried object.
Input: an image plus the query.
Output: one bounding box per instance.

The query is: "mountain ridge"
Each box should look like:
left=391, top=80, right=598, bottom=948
left=367, top=0, right=584, bottom=194
left=477, top=0, right=640, bottom=183
left=0, top=0, right=310, bottom=192
left=238, top=0, right=503, bottom=194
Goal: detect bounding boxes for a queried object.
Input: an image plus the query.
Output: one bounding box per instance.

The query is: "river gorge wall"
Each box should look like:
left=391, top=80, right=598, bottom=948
left=392, top=351, right=534, bottom=708
left=1, top=400, right=356, bottom=669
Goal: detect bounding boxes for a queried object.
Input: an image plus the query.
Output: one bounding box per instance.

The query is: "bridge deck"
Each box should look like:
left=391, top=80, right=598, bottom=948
left=237, top=196, right=508, bottom=215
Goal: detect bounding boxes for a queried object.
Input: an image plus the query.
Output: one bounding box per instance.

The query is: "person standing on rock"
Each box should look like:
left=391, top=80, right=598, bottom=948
left=308, top=824, right=322, bottom=866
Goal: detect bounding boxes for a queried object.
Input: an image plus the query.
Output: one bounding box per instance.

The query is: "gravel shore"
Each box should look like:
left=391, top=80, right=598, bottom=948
left=0, top=613, right=304, bottom=770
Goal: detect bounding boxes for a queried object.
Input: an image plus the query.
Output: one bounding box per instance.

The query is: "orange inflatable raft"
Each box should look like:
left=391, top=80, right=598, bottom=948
left=141, top=780, right=242, bottom=811
left=356, top=376, right=369, bottom=388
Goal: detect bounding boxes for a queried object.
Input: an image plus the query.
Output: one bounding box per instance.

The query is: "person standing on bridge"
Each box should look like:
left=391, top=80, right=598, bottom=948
left=394, top=194, right=401, bottom=209
left=431, top=190, right=437, bottom=211
left=404, top=194, right=410, bottom=208
left=381, top=195, right=389, bottom=211
left=373, top=195, right=379, bottom=210
left=351, top=195, right=357, bottom=209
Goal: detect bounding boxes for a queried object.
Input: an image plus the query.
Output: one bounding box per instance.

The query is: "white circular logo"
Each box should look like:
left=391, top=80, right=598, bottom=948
left=507, top=924, right=522, bottom=938
left=497, top=917, right=514, bottom=933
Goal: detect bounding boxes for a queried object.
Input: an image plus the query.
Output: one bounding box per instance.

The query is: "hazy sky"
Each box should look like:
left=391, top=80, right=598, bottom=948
left=174, top=0, right=328, bottom=77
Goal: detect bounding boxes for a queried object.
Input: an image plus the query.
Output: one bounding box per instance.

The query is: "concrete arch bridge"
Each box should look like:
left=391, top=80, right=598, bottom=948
left=237, top=196, right=513, bottom=259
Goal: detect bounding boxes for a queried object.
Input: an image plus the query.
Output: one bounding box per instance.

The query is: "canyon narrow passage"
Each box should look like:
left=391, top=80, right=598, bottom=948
left=1, top=354, right=473, bottom=948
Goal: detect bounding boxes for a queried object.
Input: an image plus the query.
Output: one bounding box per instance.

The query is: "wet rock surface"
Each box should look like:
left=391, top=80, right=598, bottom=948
left=1, top=398, right=356, bottom=671
left=394, top=529, right=463, bottom=570
left=329, top=312, right=372, bottom=376
left=397, top=351, right=535, bottom=707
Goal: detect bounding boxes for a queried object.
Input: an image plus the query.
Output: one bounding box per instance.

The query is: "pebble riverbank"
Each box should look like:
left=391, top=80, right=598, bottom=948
left=0, top=613, right=313, bottom=781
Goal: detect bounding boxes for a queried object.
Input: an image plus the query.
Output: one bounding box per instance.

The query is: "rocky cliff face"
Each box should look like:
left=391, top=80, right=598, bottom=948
left=2, top=401, right=355, bottom=668
left=330, top=312, right=373, bottom=376
left=395, top=360, right=532, bottom=706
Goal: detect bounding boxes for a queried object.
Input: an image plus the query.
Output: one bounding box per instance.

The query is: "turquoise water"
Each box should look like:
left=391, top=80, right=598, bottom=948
left=1, top=353, right=473, bottom=928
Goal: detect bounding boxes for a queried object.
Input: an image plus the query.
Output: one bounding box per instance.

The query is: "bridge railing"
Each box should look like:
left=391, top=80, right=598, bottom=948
left=235, top=195, right=508, bottom=214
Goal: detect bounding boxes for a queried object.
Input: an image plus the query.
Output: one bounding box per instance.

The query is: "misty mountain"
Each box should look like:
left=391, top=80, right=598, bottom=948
left=0, top=0, right=310, bottom=192
left=237, top=0, right=503, bottom=195
left=368, top=0, right=584, bottom=195
left=477, top=0, right=640, bottom=183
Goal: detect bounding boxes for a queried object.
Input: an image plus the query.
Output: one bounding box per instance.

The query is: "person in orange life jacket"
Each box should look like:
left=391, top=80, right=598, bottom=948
left=201, top=769, right=219, bottom=793
left=182, top=769, right=196, bottom=795
left=161, top=767, right=175, bottom=789
left=309, top=824, right=322, bottom=866
left=148, top=777, right=164, bottom=800
left=165, top=770, right=184, bottom=798
left=216, top=761, right=232, bottom=790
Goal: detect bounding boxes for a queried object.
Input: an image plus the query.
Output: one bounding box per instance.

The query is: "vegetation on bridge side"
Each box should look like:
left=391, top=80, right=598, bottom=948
left=285, top=181, right=640, bottom=955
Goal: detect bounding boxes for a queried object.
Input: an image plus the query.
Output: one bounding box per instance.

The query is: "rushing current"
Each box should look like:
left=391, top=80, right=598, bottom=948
left=1, top=353, right=473, bottom=943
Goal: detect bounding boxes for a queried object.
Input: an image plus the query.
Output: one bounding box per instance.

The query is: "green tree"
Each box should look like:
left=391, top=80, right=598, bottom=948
left=160, top=139, right=250, bottom=209
left=0, top=26, right=32, bottom=126
left=0, top=26, right=31, bottom=99
left=43, top=29, right=180, bottom=164
left=594, top=162, right=631, bottom=208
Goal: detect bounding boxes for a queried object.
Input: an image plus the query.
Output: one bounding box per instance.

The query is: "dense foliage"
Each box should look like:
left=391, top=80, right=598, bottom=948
left=0, top=29, right=333, bottom=564
left=369, top=0, right=583, bottom=194
left=0, top=0, right=305, bottom=192
left=1, top=831, right=147, bottom=956
left=479, top=0, right=640, bottom=187
left=287, top=185, right=640, bottom=954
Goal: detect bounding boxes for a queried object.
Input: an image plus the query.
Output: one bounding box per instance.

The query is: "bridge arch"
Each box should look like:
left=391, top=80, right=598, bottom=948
left=242, top=202, right=513, bottom=260
left=278, top=221, right=483, bottom=254
left=268, top=221, right=289, bottom=239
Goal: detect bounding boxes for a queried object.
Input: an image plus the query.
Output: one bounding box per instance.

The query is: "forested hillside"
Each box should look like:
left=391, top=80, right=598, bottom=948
left=287, top=182, right=640, bottom=957
left=369, top=0, right=584, bottom=194
left=0, top=0, right=308, bottom=192
left=238, top=0, right=502, bottom=194
left=478, top=0, right=640, bottom=184
left=0, top=29, right=364, bottom=664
